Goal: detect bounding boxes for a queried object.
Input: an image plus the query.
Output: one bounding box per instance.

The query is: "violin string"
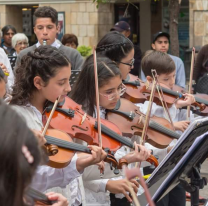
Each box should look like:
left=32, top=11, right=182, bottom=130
left=45, top=135, right=91, bottom=153
left=149, top=120, right=180, bottom=139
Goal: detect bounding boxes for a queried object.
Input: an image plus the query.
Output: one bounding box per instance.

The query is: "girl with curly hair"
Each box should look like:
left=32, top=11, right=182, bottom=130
left=10, top=45, right=107, bottom=206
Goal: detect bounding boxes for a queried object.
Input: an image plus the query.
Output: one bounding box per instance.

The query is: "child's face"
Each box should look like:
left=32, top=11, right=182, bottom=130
left=99, top=75, right=123, bottom=110
left=35, top=65, right=71, bottom=103
left=0, top=80, right=6, bottom=98
left=157, top=71, right=176, bottom=89
left=118, top=48, right=135, bottom=80
left=152, top=36, right=169, bottom=53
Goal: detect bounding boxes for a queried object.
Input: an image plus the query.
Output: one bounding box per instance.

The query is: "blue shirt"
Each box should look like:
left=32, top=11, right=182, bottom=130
left=140, top=54, right=186, bottom=88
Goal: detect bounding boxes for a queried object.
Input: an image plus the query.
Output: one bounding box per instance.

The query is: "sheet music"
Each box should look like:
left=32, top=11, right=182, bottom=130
left=146, top=117, right=208, bottom=186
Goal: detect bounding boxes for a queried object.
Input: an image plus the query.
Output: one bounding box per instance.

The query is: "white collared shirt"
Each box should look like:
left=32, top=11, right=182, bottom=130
left=36, top=39, right=61, bottom=49
left=11, top=104, right=81, bottom=204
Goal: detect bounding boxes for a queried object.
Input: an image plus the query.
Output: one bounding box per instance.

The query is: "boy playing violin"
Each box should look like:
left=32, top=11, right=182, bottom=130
left=137, top=50, right=197, bottom=206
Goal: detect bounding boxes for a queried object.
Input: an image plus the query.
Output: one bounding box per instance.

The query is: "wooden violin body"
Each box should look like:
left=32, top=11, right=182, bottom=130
left=107, top=98, right=180, bottom=149
left=122, top=73, right=147, bottom=103
left=44, top=97, right=159, bottom=167
left=44, top=97, right=123, bottom=152
left=123, top=74, right=208, bottom=116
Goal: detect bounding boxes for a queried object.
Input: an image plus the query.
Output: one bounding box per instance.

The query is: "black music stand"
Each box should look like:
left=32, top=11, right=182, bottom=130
left=137, top=117, right=208, bottom=205
left=70, top=70, right=80, bottom=89
left=151, top=132, right=208, bottom=206
left=8, top=56, right=17, bottom=71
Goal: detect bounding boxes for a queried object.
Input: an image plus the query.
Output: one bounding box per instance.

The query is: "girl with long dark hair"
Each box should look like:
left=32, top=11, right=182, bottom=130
left=70, top=55, right=151, bottom=206
left=10, top=45, right=107, bottom=206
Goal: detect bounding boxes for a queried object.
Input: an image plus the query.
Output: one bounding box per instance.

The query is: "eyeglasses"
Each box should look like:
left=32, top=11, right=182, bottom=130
left=16, top=42, right=28, bottom=46
left=99, top=84, right=126, bottom=101
left=119, top=58, right=135, bottom=67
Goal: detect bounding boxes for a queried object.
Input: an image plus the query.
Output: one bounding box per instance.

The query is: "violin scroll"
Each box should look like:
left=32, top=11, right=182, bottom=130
left=45, top=144, right=59, bottom=156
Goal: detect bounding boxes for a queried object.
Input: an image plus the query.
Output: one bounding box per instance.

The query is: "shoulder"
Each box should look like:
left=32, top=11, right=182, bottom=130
left=0, top=47, right=6, bottom=55
left=18, top=45, right=36, bottom=58
left=59, top=45, right=81, bottom=57
left=168, top=54, right=182, bottom=62
left=168, top=54, right=184, bottom=66
left=11, top=105, right=31, bottom=116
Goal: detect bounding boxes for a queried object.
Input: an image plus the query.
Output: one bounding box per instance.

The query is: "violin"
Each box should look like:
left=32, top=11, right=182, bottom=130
left=106, top=98, right=180, bottom=149
left=122, top=73, right=147, bottom=103
left=44, top=96, right=159, bottom=168
left=26, top=187, right=56, bottom=205
left=123, top=74, right=208, bottom=116
left=43, top=128, right=123, bottom=173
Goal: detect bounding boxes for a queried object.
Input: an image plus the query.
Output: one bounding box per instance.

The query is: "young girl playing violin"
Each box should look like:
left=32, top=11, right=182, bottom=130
left=70, top=55, right=151, bottom=206
left=10, top=45, right=107, bottom=205
left=96, top=32, right=196, bottom=206
left=0, top=100, right=68, bottom=206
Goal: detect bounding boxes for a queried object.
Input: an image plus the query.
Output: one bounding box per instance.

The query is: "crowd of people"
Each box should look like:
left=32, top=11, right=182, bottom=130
left=0, top=5, right=207, bottom=206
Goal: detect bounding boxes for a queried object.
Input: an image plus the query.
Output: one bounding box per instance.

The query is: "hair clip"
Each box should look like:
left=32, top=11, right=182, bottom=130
left=22, top=145, right=34, bottom=164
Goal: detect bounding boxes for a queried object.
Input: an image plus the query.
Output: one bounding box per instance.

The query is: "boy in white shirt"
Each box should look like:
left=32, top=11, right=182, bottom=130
left=137, top=50, right=196, bottom=206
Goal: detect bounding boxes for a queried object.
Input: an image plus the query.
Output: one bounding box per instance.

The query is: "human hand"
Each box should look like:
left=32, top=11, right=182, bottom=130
left=76, top=146, right=107, bottom=172
left=175, top=93, right=195, bottom=108
left=4, top=93, right=12, bottom=104
left=31, top=129, right=46, bottom=146
left=106, top=179, right=139, bottom=202
left=0, top=63, right=9, bottom=83
left=46, top=192, right=69, bottom=206
left=123, top=142, right=151, bottom=164
left=173, top=121, right=190, bottom=132
left=96, top=160, right=105, bottom=173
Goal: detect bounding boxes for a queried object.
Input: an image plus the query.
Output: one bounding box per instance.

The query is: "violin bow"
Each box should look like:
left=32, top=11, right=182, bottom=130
left=93, top=47, right=103, bottom=175
left=42, top=96, right=61, bottom=136
left=187, top=47, right=195, bottom=120
left=122, top=165, right=141, bottom=206
left=125, top=167, right=155, bottom=206
left=152, top=71, right=175, bottom=129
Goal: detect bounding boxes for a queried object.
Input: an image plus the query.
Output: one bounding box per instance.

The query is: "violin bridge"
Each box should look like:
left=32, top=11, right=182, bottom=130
left=81, top=113, right=87, bottom=125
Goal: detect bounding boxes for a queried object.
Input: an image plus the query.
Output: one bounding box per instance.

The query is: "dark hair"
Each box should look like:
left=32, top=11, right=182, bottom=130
left=70, top=55, right=121, bottom=116
left=33, top=6, right=58, bottom=25
left=2, top=25, right=16, bottom=36
left=141, top=50, right=175, bottom=77
left=11, top=45, right=70, bottom=106
left=61, top=34, right=79, bottom=47
left=96, top=31, right=134, bottom=62
left=0, top=100, right=41, bottom=206
left=0, top=68, right=5, bottom=82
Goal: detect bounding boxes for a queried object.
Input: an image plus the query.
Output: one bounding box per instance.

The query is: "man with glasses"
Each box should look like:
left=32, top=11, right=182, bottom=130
left=140, top=32, right=186, bottom=88
left=110, top=21, right=142, bottom=77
